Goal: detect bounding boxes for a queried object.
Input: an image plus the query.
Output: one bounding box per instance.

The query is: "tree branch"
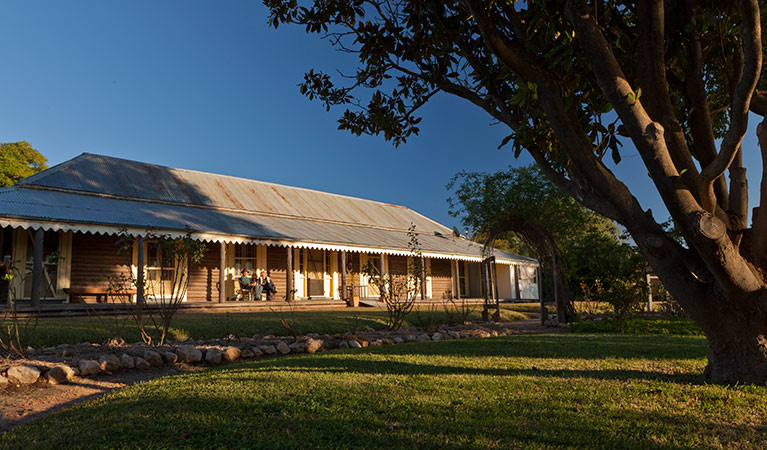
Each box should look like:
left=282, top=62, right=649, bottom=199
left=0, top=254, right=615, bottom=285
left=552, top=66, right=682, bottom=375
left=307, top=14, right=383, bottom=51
left=700, top=0, right=762, bottom=184
left=680, top=0, right=729, bottom=210
left=636, top=0, right=698, bottom=179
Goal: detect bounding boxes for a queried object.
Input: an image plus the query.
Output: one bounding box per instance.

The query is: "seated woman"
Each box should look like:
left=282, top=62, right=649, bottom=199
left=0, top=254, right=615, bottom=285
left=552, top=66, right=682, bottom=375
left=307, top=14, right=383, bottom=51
left=259, top=270, right=277, bottom=301
left=238, top=269, right=262, bottom=301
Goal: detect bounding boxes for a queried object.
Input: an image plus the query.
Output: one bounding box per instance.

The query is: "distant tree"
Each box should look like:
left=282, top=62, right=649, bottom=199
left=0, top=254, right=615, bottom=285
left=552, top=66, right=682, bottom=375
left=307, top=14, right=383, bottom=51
left=449, top=165, right=625, bottom=323
left=0, top=141, right=47, bottom=187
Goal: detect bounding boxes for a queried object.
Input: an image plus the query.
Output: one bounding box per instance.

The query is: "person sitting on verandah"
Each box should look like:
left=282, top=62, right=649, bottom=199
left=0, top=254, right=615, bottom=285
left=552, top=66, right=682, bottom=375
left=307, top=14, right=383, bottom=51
left=238, top=269, right=262, bottom=301
left=259, top=270, right=277, bottom=301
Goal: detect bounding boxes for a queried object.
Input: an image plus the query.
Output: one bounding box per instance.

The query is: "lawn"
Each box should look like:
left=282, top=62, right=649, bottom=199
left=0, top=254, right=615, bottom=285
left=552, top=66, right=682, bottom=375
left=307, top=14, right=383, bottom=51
left=17, top=305, right=529, bottom=348
left=4, top=334, right=766, bottom=449
left=569, top=316, right=704, bottom=336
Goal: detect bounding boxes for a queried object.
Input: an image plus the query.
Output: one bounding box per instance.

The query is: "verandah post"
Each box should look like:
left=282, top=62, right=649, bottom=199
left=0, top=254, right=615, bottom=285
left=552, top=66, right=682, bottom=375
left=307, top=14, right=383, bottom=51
left=286, top=246, right=293, bottom=301
left=30, top=228, right=44, bottom=308
left=218, top=241, right=226, bottom=303
left=420, top=256, right=426, bottom=301
left=340, top=251, right=347, bottom=301
left=380, top=253, right=386, bottom=298
left=137, top=235, right=145, bottom=305
left=454, top=259, right=461, bottom=300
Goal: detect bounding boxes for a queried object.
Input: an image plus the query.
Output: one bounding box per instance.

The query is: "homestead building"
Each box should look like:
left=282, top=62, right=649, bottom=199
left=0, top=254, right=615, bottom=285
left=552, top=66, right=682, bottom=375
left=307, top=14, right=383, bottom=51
left=0, top=154, right=539, bottom=307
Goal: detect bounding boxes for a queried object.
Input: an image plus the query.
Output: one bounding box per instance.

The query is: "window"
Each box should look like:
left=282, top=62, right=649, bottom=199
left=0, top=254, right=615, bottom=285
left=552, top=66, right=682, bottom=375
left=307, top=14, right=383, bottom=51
left=234, top=243, right=258, bottom=274
left=145, top=241, right=176, bottom=297
left=458, top=262, right=467, bottom=297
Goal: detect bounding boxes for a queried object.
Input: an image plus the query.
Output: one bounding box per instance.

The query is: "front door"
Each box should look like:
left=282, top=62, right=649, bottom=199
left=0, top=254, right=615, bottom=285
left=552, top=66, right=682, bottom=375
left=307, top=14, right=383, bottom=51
left=306, top=249, right=325, bottom=297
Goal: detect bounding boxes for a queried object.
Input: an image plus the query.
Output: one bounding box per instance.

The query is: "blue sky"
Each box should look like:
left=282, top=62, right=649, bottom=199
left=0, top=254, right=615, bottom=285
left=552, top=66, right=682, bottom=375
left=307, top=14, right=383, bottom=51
left=0, top=1, right=762, bottom=231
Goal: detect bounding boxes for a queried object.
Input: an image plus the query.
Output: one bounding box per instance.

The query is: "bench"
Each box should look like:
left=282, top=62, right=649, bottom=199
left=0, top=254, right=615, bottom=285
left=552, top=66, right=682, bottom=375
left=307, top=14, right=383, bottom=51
left=64, top=285, right=137, bottom=304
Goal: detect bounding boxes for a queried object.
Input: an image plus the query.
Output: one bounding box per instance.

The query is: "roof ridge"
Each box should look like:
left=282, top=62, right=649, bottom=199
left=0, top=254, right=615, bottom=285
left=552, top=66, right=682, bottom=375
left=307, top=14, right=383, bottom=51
left=16, top=152, right=90, bottom=186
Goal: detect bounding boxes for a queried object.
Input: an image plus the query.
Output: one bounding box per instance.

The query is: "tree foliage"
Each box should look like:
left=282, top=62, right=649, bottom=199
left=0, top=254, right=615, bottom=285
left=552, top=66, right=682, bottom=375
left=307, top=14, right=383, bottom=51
left=0, top=141, right=47, bottom=187
left=267, top=1, right=767, bottom=384
left=449, top=165, right=646, bottom=322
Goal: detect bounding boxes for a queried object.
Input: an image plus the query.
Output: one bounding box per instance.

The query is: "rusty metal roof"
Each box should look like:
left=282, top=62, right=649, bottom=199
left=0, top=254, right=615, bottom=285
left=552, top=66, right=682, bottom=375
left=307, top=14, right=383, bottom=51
left=1, top=154, right=536, bottom=264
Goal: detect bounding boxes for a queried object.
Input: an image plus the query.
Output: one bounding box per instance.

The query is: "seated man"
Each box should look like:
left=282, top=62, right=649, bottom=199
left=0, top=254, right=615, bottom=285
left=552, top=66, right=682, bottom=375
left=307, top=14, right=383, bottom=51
left=238, top=269, right=262, bottom=301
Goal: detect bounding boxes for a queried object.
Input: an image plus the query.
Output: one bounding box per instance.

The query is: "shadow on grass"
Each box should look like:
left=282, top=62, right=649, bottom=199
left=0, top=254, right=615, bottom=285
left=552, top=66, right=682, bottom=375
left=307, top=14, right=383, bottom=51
left=360, top=334, right=708, bottom=361
left=4, top=372, right=759, bottom=450
left=242, top=359, right=705, bottom=385
left=216, top=334, right=709, bottom=385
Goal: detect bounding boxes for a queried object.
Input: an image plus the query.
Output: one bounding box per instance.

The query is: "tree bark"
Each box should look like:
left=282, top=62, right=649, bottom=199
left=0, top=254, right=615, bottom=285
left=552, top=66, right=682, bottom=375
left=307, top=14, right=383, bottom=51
left=550, top=251, right=576, bottom=324
left=698, top=294, right=767, bottom=384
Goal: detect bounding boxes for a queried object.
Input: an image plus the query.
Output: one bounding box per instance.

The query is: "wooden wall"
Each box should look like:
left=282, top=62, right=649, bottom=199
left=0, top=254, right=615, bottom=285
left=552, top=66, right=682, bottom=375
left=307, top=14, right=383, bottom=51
left=188, top=243, right=220, bottom=302
left=430, top=258, right=453, bottom=299
left=389, top=255, right=408, bottom=275
left=70, top=233, right=131, bottom=287
left=266, top=245, right=288, bottom=299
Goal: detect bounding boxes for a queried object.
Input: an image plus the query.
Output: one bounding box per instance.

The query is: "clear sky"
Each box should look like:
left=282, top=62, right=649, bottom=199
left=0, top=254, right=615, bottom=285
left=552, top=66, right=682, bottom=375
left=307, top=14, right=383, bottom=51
left=0, top=1, right=762, bottom=232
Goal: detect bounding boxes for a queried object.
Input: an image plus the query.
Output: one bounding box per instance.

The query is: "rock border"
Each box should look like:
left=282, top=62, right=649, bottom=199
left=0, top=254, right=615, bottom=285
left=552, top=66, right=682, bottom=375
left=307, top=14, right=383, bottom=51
left=0, top=321, right=522, bottom=388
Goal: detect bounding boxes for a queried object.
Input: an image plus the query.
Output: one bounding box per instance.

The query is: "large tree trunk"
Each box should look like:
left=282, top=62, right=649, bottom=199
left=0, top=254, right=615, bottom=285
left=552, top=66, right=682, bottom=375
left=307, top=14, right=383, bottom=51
left=704, top=329, right=767, bottom=385
left=703, top=323, right=767, bottom=385
left=547, top=251, right=577, bottom=324
left=694, top=293, right=767, bottom=385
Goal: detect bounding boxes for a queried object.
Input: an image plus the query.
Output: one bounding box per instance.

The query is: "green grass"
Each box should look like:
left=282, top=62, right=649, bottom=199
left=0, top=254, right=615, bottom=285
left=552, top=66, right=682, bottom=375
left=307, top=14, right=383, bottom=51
left=15, top=306, right=529, bottom=348
left=4, top=334, right=766, bottom=449
left=569, top=316, right=704, bottom=336
left=502, top=302, right=551, bottom=313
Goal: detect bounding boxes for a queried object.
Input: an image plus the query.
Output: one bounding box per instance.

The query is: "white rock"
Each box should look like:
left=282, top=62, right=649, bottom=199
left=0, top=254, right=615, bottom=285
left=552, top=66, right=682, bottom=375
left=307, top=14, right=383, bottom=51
left=7, top=365, right=41, bottom=385
left=276, top=342, right=290, bottom=355
left=305, top=338, right=323, bottom=354
left=120, top=354, right=135, bottom=369
left=99, top=354, right=121, bottom=372
left=205, top=348, right=222, bottom=365
left=222, top=346, right=241, bottom=362
left=79, top=359, right=101, bottom=376
left=393, top=337, right=404, bottom=344
left=348, top=340, right=362, bottom=349
left=46, top=365, right=75, bottom=384
left=176, top=345, right=202, bottom=363
left=134, top=357, right=151, bottom=370
left=431, top=333, right=443, bottom=341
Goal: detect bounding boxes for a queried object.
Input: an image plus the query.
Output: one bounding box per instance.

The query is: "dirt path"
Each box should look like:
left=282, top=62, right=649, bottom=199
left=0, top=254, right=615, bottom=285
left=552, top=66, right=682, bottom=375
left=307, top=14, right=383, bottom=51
left=0, top=319, right=559, bottom=432
left=0, top=366, right=197, bottom=431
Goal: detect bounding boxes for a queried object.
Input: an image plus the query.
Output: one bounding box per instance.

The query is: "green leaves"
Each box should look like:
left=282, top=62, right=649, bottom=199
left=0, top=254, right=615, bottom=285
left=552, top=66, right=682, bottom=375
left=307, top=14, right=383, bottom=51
left=0, top=141, right=47, bottom=187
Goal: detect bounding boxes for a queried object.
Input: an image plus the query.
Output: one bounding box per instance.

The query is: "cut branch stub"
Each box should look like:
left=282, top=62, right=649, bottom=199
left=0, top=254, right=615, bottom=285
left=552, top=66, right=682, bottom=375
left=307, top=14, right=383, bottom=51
left=644, top=235, right=665, bottom=249
left=695, top=211, right=727, bottom=240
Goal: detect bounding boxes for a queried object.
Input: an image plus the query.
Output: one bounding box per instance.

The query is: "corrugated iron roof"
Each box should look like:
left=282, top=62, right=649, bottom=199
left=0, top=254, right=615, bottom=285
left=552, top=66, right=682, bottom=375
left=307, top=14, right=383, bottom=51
left=19, top=153, right=451, bottom=234
left=1, top=154, right=537, bottom=264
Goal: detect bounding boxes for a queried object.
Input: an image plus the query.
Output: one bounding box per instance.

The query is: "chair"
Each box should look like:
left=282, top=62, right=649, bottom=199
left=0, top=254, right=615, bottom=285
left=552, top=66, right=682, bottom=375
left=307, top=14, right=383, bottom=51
left=236, top=280, right=254, bottom=301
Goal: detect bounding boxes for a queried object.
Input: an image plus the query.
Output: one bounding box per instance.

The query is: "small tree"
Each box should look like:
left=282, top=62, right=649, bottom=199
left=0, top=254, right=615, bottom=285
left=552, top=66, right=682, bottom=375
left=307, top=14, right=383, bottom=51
left=363, top=224, right=423, bottom=330
left=116, top=229, right=206, bottom=346
left=0, top=254, right=57, bottom=358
